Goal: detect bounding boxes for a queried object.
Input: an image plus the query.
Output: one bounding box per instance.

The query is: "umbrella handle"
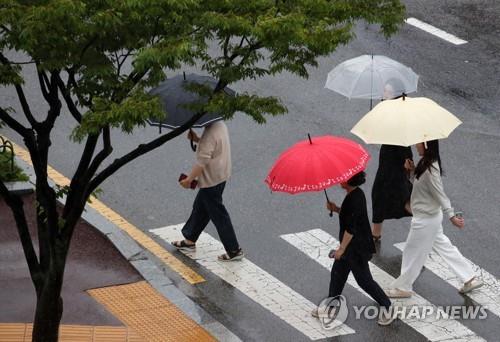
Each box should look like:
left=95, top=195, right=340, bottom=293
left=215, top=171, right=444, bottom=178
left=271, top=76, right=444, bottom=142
left=324, top=189, right=333, bottom=217
left=189, top=128, right=197, bottom=152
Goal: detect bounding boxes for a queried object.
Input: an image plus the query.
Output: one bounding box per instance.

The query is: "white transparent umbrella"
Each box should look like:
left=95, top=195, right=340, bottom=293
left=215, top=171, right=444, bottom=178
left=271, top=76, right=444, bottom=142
left=351, top=97, right=462, bottom=147
left=325, top=55, right=419, bottom=103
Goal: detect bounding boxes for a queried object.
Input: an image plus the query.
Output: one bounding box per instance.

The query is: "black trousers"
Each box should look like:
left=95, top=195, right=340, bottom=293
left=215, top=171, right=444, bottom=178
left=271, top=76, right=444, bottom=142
left=329, top=254, right=391, bottom=308
left=182, top=182, right=240, bottom=253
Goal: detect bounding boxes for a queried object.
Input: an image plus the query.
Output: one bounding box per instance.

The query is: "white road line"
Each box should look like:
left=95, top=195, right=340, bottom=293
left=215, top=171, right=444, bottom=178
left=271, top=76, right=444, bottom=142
left=281, top=229, right=485, bottom=342
left=405, top=17, right=468, bottom=45
left=150, top=224, right=355, bottom=340
left=394, top=242, right=500, bottom=318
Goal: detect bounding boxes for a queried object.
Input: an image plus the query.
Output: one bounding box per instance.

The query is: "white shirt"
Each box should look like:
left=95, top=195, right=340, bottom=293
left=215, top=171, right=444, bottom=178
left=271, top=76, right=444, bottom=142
left=410, top=161, right=455, bottom=219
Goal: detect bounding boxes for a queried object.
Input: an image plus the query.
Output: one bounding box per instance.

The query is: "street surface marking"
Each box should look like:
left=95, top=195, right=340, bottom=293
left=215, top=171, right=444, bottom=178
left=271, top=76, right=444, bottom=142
left=281, top=229, right=486, bottom=342
left=88, top=281, right=216, bottom=342
left=405, top=17, right=468, bottom=45
left=150, top=224, right=356, bottom=340
left=0, top=323, right=143, bottom=342
left=395, top=242, right=500, bottom=319
left=3, top=135, right=205, bottom=285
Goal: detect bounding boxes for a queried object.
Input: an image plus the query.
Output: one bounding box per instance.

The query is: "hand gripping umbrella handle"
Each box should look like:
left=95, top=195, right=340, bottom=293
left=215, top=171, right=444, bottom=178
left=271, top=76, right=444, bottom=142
left=189, top=129, right=197, bottom=152
left=324, top=189, right=333, bottom=217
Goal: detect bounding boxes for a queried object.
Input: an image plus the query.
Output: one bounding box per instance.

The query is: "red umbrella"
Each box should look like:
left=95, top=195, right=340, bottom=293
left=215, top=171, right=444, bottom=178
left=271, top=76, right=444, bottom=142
left=265, top=135, right=370, bottom=196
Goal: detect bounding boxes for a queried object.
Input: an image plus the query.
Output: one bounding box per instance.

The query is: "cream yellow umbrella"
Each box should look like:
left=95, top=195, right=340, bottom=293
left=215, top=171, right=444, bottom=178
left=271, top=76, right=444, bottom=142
left=351, top=97, right=462, bottom=146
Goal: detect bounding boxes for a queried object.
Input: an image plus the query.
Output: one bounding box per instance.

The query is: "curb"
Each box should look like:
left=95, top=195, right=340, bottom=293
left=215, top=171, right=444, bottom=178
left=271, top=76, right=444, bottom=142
left=13, top=156, right=241, bottom=342
left=5, top=181, right=34, bottom=196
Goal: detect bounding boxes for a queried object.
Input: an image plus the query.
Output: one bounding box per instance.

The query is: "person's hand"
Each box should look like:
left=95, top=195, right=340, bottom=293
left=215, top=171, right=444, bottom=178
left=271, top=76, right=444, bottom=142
left=179, top=177, right=192, bottom=189
left=326, top=201, right=340, bottom=213
left=450, top=216, right=465, bottom=229
left=404, top=159, right=415, bottom=172
left=333, top=247, right=344, bottom=260
left=187, top=130, right=200, bottom=143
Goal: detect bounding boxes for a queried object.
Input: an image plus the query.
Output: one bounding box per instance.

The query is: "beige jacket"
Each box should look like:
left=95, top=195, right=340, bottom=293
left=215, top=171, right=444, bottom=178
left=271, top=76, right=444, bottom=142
left=196, top=121, right=232, bottom=188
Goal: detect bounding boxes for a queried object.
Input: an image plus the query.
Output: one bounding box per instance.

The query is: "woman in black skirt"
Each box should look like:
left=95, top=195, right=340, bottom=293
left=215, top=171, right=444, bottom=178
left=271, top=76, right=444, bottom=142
left=371, top=144, right=413, bottom=241
left=371, top=80, right=414, bottom=242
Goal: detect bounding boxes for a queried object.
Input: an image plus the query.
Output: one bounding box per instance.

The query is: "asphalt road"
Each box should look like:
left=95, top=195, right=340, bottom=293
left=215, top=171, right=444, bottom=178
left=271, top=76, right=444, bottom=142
left=1, top=1, right=500, bottom=341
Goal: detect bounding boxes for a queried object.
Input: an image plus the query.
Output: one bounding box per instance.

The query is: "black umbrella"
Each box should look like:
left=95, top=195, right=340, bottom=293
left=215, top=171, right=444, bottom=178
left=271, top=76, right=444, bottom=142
left=147, top=73, right=236, bottom=151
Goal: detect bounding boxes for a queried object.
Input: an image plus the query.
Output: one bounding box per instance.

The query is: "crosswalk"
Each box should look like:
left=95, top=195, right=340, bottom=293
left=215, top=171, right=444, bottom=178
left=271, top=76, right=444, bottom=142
left=394, top=242, right=500, bottom=319
left=282, top=229, right=485, bottom=342
left=151, top=224, right=355, bottom=340
left=151, top=224, right=499, bottom=342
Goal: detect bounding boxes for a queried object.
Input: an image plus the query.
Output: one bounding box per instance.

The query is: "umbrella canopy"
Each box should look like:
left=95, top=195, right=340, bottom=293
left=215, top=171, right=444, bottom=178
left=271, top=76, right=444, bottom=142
left=147, top=73, right=235, bottom=130
left=265, top=135, right=370, bottom=195
left=351, top=97, right=462, bottom=146
left=325, top=55, right=419, bottom=100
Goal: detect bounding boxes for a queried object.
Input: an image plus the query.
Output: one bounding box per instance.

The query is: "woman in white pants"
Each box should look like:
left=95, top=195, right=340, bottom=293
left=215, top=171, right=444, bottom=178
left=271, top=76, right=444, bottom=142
left=386, top=140, right=483, bottom=298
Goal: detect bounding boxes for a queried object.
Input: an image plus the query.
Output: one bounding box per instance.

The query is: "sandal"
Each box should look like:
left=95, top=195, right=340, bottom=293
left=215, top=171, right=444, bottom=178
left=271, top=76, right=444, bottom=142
left=171, top=240, right=196, bottom=250
left=372, top=235, right=382, bottom=242
left=218, top=249, right=244, bottom=262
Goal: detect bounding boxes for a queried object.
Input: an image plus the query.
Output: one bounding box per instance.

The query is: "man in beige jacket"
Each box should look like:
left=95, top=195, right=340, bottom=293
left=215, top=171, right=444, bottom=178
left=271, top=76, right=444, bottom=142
left=172, top=121, right=243, bottom=261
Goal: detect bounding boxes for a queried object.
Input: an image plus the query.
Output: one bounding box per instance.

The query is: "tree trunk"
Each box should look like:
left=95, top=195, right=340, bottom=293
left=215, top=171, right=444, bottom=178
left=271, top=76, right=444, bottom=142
left=31, top=268, right=64, bottom=342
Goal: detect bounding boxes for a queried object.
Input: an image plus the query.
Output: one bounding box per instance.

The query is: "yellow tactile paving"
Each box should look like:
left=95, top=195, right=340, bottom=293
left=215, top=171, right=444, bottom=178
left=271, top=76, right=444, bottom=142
left=2, top=136, right=205, bottom=284
left=88, top=281, right=216, bottom=342
left=0, top=323, right=143, bottom=342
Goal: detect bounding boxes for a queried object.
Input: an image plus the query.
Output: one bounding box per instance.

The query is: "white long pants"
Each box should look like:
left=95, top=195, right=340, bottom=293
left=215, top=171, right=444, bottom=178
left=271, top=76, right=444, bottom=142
left=392, top=212, right=475, bottom=292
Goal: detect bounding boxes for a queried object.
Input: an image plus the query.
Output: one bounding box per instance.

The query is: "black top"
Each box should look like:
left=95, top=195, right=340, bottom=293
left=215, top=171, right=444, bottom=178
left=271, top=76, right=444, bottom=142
left=371, top=144, right=413, bottom=224
left=339, top=187, right=376, bottom=260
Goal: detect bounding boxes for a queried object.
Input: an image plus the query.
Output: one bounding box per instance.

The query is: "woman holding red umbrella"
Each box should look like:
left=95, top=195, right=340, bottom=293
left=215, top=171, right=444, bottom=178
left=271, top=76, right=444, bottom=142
left=266, top=135, right=395, bottom=325
left=313, top=171, right=395, bottom=326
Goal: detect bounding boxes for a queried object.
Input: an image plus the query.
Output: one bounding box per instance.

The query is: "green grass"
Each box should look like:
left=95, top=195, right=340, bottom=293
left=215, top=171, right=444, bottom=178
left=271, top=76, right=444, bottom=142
left=0, top=150, right=29, bottom=182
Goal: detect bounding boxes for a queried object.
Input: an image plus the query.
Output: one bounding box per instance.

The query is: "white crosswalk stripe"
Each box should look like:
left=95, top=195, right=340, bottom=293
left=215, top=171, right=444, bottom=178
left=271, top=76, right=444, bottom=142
left=405, top=17, right=468, bottom=45
left=150, top=224, right=356, bottom=340
left=281, top=229, right=486, bottom=342
left=394, top=242, right=500, bottom=319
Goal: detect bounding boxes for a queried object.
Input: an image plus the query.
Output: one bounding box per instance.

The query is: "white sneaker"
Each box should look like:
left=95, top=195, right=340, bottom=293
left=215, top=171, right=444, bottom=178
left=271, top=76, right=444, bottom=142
left=459, top=278, right=483, bottom=294
left=311, top=305, right=331, bottom=318
left=385, top=288, right=413, bottom=298
left=377, top=307, right=396, bottom=326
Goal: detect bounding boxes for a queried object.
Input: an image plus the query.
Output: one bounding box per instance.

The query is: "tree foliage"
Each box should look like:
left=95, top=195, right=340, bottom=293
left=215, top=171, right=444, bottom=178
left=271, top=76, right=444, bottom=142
left=0, top=0, right=405, bottom=340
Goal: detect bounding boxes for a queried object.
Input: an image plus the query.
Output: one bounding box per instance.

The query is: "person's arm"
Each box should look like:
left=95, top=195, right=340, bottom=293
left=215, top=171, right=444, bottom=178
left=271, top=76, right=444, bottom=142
left=404, top=158, right=415, bottom=182
left=334, top=231, right=353, bottom=260
left=427, top=167, right=464, bottom=228
left=326, top=200, right=340, bottom=214
left=186, top=164, right=204, bottom=181
left=180, top=130, right=215, bottom=188
left=428, top=167, right=453, bottom=218
left=188, top=129, right=200, bottom=143
left=180, top=164, right=204, bottom=188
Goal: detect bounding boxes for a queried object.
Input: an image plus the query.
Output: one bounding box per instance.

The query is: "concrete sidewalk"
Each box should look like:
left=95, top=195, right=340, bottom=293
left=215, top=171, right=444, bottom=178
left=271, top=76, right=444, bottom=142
left=0, top=136, right=240, bottom=341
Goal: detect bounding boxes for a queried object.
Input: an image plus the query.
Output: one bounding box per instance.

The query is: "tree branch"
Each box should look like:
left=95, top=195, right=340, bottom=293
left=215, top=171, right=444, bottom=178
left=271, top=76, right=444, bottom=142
left=62, top=133, right=100, bottom=218
left=41, top=71, right=62, bottom=130
left=54, top=73, right=83, bottom=123
left=0, top=53, right=40, bottom=128
left=61, top=127, right=112, bottom=240
left=37, top=65, right=51, bottom=102
left=84, top=126, right=112, bottom=185
left=67, top=69, right=92, bottom=109
left=0, top=107, right=31, bottom=138
left=0, top=180, right=42, bottom=288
